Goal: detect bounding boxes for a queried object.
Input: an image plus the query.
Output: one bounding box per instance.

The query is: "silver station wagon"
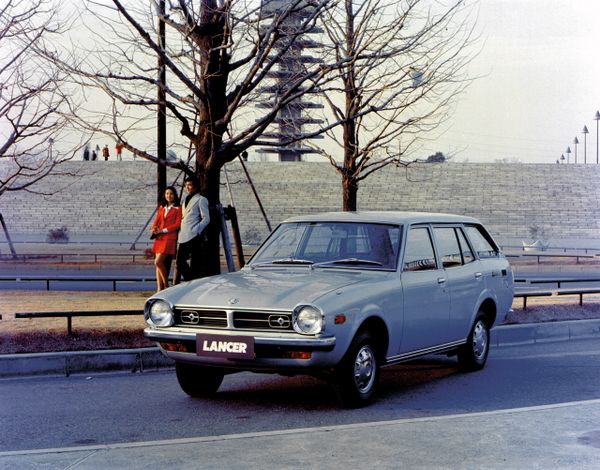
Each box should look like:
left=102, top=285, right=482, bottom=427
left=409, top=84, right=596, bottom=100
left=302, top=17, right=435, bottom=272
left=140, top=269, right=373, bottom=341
left=144, top=211, right=514, bottom=407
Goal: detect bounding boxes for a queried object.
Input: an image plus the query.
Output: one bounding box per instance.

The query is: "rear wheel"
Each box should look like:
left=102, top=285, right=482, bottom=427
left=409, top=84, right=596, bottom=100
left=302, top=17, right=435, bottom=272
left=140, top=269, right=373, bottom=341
left=175, top=362, right=224, bottom=398
left=333, top=331, right=380, bottom=408
left=457, top=313, right=490, bottom=371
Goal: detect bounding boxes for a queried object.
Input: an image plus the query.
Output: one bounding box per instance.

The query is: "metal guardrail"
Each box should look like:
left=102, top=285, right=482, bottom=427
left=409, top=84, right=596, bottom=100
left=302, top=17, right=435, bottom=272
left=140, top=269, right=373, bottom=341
left=514, top=287, right=600, bottom=309
left=15, top=310, right=141, bottom=335
left=508, top=252, right=598, bottom=264
left=514, top=276, right=600, bottom=308
left=0, top=253, right=151, bottom=263
left=0, top=275, right=155, bottom=291
left=501, top=244, right=600, bottom=254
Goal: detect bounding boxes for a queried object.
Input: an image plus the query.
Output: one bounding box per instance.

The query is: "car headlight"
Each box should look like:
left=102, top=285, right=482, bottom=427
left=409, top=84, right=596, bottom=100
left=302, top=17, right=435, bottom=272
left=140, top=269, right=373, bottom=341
left=144, top=299, right=174, bottom=327
left=293, top=305, right=324, bottom=335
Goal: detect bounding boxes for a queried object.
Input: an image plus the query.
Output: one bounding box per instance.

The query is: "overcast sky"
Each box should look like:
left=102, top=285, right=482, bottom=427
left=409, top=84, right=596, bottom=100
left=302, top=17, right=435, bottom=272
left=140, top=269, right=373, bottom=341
left=422, top=0, right=600, bottom=164
left=18, top=0, right=597, bottom=164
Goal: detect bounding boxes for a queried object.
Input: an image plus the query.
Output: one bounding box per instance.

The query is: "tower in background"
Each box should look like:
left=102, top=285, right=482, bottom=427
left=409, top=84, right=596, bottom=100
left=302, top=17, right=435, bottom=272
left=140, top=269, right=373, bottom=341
left=256, top=0, right=324, bottom=162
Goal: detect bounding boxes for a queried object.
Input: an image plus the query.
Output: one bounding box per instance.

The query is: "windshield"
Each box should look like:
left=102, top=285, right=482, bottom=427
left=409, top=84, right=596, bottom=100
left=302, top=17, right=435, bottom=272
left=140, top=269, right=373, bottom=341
left=250, top=221, right=402, bottom=270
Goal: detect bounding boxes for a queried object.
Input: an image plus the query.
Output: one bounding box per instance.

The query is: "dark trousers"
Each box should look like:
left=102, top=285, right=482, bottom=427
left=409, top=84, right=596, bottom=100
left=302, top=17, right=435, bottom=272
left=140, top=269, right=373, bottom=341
left=175, top=235, right=204, bottom=282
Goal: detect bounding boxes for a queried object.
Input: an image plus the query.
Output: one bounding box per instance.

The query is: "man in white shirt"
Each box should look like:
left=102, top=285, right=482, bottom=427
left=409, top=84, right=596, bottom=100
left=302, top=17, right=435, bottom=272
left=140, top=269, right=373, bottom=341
left=174, top=175, right=210, bottom=282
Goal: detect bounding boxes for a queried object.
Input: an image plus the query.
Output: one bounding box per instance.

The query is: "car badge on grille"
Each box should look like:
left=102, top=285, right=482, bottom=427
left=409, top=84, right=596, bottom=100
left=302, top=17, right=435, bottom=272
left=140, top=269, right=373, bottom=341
left=228, top=298, right=239, bottom=305
left=180, top=311, right=200, bottom=324
left=268, top=315, right=290, bottom=329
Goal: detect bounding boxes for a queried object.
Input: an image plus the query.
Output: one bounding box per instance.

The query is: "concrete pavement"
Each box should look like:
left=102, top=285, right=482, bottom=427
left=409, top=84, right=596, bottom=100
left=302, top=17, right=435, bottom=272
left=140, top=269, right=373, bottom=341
left=1, top=398, right=599, bottom=469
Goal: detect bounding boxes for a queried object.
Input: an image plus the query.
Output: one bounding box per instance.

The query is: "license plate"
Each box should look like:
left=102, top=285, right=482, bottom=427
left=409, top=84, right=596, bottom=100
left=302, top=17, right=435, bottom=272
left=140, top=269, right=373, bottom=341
left=196, top=334, right=254, bottom=359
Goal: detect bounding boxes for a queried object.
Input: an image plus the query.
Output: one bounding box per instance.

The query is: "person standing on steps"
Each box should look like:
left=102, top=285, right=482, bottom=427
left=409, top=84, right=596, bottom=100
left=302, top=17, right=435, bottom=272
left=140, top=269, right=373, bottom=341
left=174, top=175, right=210, bottom=284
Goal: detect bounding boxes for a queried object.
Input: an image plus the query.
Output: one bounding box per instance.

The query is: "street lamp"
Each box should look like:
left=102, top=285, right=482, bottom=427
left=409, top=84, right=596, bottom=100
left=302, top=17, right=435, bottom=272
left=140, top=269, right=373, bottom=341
left=573, top=136, right=579, bottom=163
left=594, top=111, right=600, bottom=164
left=583, top=125, right=589, bottom=164
left=48, top=138, right=54, bottom=160
left=566, top=146, right=571, bottom=164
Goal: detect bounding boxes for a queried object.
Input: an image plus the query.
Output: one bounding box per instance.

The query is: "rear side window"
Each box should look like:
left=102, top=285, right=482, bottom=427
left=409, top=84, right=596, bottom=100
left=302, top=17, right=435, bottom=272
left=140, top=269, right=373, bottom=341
left=464, top=225, right=498, bottom=258
left=433, top=227, right=463, bottom=268
left=403, top=227, right=437, bottom=271
left=456, top=228, right=475, bottom=264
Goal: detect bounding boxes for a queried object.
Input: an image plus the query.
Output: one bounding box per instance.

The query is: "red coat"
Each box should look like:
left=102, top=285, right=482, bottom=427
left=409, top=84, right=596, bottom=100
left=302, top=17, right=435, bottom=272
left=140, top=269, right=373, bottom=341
left=151, top=205, right=182, bottom=255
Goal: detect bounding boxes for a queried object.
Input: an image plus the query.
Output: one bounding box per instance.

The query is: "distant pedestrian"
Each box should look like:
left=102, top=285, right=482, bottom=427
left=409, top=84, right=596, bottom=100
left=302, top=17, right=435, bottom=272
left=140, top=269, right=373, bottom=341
left=83, top=145, right=90, bottom=161
left=102, top=145, right=110, bottom=161
left=151, top=186, right=182, bottom=292
left=115, top=142, right=124, bottom=161
left=174, top=175, right=210, bottom=284
left=91, top=150, right=97, bottom=161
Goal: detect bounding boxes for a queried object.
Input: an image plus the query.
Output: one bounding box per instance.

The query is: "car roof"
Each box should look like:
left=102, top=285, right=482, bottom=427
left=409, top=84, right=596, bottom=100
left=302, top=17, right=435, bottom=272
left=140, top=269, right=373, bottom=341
left=282, top=211, right=481, bottom=226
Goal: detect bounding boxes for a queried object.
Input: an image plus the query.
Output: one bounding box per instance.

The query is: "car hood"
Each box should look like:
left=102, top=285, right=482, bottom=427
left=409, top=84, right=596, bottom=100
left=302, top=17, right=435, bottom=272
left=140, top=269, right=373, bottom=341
left=156, top=268, right=373, bottom=310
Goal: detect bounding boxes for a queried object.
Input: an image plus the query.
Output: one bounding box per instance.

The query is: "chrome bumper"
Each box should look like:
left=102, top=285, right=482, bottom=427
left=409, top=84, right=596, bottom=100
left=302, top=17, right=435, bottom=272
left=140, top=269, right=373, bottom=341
left=144, top=327, right=336, bottom=350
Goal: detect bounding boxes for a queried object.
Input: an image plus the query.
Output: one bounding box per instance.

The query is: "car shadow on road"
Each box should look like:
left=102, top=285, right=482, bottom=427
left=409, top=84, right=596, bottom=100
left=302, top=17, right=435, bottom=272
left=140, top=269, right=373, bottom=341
left=179, top=356, right=462, bottom=411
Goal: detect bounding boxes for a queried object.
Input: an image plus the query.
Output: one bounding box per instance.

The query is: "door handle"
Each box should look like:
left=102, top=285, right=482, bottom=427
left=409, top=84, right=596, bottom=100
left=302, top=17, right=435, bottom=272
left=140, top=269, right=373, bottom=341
left=437, top=277, right=446, bottom=284
left=475, top=272, right=483, bottom=279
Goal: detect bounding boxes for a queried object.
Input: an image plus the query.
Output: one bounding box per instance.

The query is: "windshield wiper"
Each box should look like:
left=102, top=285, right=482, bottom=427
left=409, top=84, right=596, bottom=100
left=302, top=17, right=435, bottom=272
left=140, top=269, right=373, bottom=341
left=250, top=258, right=314, bottom=268
left=315, top=258, right=384, bottom=267
left=271, top=258, right=314, bottom=265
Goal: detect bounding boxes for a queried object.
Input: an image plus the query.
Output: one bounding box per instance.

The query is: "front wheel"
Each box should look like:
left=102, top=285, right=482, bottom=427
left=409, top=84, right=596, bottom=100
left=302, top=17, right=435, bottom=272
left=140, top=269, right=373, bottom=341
left=457, top=314, right=490, bottom=371
left=333, top=331, right=380, bottom=408
left=175, top=362, right=224, bottom=398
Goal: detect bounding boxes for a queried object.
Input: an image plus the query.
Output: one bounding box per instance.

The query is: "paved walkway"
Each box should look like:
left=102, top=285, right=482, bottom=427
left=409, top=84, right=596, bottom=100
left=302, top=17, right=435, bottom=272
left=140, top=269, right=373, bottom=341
left=1, top=398, right=599, bottom=469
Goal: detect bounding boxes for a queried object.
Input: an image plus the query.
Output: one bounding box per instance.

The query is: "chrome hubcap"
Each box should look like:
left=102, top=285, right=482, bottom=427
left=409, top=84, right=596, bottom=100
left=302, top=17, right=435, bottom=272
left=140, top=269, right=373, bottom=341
left=472, top=320, right=488, bottom=361
left=353, top=345, right=376, bottom=394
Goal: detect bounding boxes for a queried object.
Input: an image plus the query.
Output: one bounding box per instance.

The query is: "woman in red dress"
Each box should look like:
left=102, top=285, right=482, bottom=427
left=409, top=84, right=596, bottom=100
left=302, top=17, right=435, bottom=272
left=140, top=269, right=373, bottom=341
left=151, top=186, right=182, bottom=291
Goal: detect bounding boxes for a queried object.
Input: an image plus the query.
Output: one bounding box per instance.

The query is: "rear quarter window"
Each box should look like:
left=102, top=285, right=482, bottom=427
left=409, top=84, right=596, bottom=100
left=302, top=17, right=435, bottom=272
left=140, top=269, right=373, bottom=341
left=464, top=225, right=498, bottom=258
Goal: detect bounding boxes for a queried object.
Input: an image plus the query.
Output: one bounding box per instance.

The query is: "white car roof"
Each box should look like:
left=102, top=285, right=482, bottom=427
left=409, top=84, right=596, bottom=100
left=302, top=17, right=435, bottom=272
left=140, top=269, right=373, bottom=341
left=282, top=211, right=481, bottom=226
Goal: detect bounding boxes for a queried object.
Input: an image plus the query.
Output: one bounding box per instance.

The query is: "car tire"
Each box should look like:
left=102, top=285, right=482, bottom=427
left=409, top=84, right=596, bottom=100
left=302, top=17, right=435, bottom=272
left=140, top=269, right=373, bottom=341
left=457, top=313, right=490, bottom=371
left=333, top=330, right=380, bottom=408
left=175, top=362, right=224, bottom=398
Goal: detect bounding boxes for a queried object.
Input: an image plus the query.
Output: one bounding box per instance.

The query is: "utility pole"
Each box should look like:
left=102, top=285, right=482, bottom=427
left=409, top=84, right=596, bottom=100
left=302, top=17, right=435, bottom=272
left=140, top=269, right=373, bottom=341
left=157, top=0, right=167, bottom=203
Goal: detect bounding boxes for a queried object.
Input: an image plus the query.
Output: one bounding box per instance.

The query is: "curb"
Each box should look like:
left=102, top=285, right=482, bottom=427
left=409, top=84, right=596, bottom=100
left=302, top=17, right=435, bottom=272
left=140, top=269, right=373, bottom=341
left=2, top=319, right=600, bottom=378
left=491, top=318, right=600, bottom=347
left=0, top=347, right=173, bottom=378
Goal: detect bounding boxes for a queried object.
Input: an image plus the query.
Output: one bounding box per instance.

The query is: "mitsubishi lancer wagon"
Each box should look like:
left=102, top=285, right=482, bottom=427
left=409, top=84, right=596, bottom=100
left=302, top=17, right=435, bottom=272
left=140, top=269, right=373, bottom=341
left=144, top=211, right=514, bottom=407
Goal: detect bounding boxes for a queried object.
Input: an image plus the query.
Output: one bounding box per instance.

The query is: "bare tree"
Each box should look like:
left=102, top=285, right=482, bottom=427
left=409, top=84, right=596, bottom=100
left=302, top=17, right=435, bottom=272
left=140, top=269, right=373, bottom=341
left=316, top=0, right=479, bottom=210
left=0, top=0, right=76, bottom=197
left=49, top=0, right=338, bottom=274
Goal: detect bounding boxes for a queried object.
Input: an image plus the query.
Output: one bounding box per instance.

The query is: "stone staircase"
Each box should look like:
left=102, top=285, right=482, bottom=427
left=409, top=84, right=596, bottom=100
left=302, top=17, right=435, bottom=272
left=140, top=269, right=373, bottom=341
left=1, top=160, right=599, bottom=247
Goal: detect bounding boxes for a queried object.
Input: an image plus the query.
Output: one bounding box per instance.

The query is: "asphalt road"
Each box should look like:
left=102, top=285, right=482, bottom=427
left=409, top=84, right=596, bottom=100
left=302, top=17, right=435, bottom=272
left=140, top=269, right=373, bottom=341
left=2, top=338, right=600, bottom=455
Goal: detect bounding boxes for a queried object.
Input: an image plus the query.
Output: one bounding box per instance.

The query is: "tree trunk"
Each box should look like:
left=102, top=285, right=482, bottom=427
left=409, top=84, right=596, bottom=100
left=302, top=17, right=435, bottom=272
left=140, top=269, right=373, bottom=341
left=342, top=172, right=358, bottom=211
left=192, top=0, right=229, bottom=277
left=196, top=157, right=223, bottom=277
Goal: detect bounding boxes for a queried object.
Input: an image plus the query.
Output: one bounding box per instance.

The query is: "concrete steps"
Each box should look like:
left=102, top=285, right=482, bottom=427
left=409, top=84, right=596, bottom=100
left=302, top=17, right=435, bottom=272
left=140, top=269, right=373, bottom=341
left=1, top=161, right=599, bottom=247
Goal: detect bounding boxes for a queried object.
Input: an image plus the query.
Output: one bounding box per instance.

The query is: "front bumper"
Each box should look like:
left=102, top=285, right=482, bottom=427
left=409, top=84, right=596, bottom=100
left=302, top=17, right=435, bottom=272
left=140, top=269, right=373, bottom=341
left=144, top=327, right=338, bottom=371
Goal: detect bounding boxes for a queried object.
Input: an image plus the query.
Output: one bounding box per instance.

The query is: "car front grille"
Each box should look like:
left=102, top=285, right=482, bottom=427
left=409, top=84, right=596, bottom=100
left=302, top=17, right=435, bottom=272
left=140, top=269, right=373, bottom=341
left=173, top=308, right=293, bottom=331
left=232, top=311, right=293, bottom=331
left=174, top=309, right=227, bottom=328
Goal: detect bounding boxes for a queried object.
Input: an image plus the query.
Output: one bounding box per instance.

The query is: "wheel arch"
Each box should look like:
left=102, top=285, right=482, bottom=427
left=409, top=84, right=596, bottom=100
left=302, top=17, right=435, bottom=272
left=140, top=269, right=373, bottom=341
left=356, top=316, right=389, bottom=360
left=477, top=297, right=497, bottom=327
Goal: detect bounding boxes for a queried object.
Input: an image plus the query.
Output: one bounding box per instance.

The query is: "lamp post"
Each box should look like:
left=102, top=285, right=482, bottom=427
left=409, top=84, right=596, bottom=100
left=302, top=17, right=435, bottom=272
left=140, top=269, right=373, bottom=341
left=573, top=136, right=579, bottom=163
left=595, top=111, right=600, bottom=164
left=48, top=138, right=54, bottom=160
left=583, top=125, right=589, bottom=164
left=156, top=0, right=166, bottom=204
left=566, top=146, right=571, bottom=164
